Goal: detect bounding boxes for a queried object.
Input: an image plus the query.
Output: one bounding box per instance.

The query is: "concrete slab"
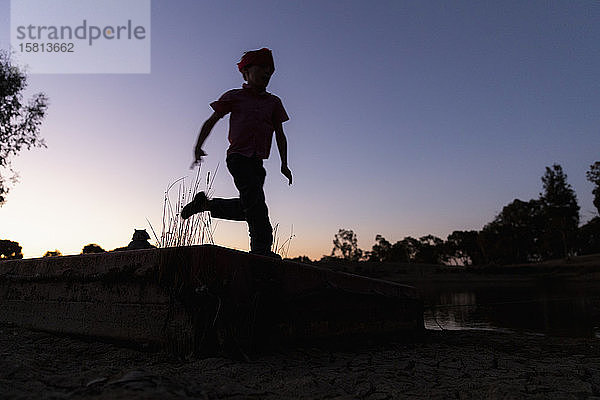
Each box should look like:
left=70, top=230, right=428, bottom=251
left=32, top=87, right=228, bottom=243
left=0, top=245, right=423, bottom=355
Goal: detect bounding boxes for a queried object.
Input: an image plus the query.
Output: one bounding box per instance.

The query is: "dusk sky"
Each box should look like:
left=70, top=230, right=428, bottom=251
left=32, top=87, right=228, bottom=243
left=0, top=1, right=599, bottom=260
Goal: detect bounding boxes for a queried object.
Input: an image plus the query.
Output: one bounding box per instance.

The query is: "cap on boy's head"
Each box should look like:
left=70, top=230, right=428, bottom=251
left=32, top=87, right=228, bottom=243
left=237, top=48, right=275, bottom=73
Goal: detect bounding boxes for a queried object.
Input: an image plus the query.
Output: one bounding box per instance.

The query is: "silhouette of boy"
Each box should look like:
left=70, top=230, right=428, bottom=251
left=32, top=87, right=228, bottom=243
left=181, top=48, right=292, bottom=258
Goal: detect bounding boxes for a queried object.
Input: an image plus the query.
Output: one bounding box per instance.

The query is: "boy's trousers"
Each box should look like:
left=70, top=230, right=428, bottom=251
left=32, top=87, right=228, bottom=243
left=209, top=153, right=273, bottom=254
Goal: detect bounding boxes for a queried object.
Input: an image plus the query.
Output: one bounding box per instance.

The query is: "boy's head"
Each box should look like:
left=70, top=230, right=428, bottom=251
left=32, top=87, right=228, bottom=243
left=238, top=48, right=275, bottom=89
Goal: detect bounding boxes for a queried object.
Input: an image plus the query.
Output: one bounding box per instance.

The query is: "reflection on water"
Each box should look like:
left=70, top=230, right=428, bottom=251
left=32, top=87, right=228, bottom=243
left=425, top=292, right=495, bottom=331
left=425, top=291, right=493, bottom=331
left=422, top=284, right=600, bottom=338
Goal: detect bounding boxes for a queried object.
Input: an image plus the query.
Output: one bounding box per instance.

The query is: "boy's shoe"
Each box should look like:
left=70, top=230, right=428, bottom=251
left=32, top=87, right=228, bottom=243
left=265, top=251, right=282, bottom=260
left=181, top=191, right=208, bottom=219
left=250, top=250, right=282, bottom=260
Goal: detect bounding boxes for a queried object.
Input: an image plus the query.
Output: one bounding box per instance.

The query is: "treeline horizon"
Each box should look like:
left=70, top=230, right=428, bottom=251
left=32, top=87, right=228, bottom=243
left=292, top=162, right=600, bottom=266
left=0, top=242, right=142, bottom=260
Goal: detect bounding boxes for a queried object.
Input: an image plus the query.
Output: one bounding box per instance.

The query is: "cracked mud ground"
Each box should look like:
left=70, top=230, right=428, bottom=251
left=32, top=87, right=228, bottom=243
left=1, top=323, right=599, bottom=399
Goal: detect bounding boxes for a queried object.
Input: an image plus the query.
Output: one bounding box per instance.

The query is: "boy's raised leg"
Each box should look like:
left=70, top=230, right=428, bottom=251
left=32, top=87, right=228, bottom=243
left=209, top=198, right=246, bottom=221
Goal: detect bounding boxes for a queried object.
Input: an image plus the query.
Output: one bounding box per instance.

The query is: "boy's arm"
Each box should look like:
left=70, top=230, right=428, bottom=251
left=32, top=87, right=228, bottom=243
left=191, top=111, right=223, bottom=167
left=274, top=122, right=292, bottom=185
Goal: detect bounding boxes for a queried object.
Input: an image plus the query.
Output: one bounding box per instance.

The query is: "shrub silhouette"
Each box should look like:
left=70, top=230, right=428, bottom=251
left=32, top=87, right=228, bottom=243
left=0, top=239, right=23, bottom=259
left=81, top=244, right=105, bottom=254
left=43, top=250, right=62, bottom=257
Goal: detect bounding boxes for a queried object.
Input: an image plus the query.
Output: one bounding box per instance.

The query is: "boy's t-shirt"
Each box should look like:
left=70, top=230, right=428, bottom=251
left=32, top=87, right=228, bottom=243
left=210, top=84, right=289, bottom=159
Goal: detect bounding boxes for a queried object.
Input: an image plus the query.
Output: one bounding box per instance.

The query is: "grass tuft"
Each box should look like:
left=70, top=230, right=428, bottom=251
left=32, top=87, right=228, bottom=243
left=148, top=165, right=219, bottom=248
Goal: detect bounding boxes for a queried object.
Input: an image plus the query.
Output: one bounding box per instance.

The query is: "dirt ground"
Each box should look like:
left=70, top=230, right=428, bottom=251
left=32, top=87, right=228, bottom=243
left=2, top=323, right=600, bottom=399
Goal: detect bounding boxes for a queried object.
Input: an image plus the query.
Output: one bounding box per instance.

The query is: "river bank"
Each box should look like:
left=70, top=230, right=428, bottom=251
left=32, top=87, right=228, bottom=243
left=317, top=254, right=600, bottom=284
left=2, top=322, right=599, bottom=399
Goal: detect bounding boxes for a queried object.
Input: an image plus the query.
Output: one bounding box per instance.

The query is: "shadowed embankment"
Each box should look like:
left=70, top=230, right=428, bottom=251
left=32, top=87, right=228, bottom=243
left=0, top=245, right=423, bottom=357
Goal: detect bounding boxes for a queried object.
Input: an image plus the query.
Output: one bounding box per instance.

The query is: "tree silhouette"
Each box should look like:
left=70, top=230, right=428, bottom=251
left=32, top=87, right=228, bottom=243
left=368, top=235, right=392, bottom=262
left=586, top=161, right=600, bottom=215
left=331, top=229, right=363, bottom=261
left=368, top=235, right=410, bottom=263
left=0, top=50, right=48, bottom=205
left=577, top=218, right=600, bottom=256
left=327, top=163, right=592, bottom=267
left=0, top=239, right=23, bottom=259
left=540, top=164, right=579, bottom=259
left=414, top=235, right=445, bottom=264
left=43, top=250, right=62, bottom=257
left=578, top=161, right=599, bottom=254
left=81, top=243, right=105, bottom=254
left=368, top=235, right=446, bottom=264
left=480, top=199, right=544, bottom=264
left=445, top=230, right=484, bottom=266
left=397, top=237, right=421, bottom=263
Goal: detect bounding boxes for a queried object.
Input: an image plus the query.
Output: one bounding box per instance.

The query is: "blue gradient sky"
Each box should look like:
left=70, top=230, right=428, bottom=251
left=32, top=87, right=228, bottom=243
left=1, top=1, right=599, bottom=259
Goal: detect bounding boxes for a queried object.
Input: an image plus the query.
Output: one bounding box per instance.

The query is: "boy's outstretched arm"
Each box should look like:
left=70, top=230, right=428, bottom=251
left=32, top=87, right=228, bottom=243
left=191, top=112, right=222, bottom=168
left=274, top=122, right=292, bottom=185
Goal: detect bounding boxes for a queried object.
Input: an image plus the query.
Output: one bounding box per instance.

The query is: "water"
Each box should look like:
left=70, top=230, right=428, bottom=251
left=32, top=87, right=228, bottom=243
left=421, top=283, right=600, bottom=338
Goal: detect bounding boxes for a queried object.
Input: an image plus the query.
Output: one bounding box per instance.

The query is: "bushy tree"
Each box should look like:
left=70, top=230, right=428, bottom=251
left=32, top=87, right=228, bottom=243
left=368, top=235, right=411, bottom=263
left=577, top=217, right=600, bottom=255
left=331, top=229, right=363, bottom=261
left=368, top=234, right=391, bottom=262
left=586, top=161, right=600, bottom=215
left=445, top=230, right=484, bottom=266
left=480, top=199, right=544, bottom=264
left=397, top=236, right=420, bottom=263
left=370, top=235, right=445, bottom=264
left=539, top=164, right=579, bottom=258
left=81, top=243, right=105, bottom=254
left=415, top=235, right=445, bottom=264
left=0, top=239, right=23, bottom=259
left=0, top=50, right=48, bottom=205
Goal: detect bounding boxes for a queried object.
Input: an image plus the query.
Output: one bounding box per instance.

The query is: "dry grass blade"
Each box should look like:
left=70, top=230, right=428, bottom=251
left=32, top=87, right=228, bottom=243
left=272, top=223, right=295, bottom=258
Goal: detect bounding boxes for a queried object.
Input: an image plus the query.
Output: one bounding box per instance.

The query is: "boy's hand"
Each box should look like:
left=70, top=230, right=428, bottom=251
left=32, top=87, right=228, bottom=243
left=281, top=165, right=293, bottom=185
left=190, top=148, right=207, bottom=169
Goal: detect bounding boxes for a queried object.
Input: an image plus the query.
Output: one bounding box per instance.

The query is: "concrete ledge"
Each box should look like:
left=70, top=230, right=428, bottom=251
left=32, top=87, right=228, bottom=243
left=0, top=245, right=423, bottom=355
